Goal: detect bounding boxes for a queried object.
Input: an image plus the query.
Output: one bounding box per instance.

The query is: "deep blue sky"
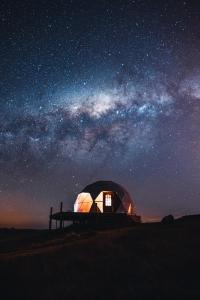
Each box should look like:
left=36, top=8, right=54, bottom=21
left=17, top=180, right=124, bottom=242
left=1, top=0, right=200, bottom=227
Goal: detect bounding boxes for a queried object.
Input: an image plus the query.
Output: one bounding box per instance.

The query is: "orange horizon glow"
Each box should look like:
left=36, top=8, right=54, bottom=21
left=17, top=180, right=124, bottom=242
left=0, top=209, right=47, bottom=228
left=0, top=191, right=188, bottom=228
left=0, top=191, right=47, bottom=229
left=0, top=212, right=190, bottom=229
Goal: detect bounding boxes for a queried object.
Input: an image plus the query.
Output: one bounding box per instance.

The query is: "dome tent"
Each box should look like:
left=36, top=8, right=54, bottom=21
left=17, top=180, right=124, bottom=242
left=74, top=180, right=135, bottom=215
left=49, top=180, right=141, bottom=230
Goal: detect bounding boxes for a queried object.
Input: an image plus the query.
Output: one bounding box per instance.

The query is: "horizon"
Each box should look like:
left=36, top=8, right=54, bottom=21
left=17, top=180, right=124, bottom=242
left=0, top=195, right=198, bottom=229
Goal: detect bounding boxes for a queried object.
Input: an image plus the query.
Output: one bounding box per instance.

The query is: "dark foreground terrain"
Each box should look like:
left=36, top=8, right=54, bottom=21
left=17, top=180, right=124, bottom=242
left=0, top=216, right=200, bottom=300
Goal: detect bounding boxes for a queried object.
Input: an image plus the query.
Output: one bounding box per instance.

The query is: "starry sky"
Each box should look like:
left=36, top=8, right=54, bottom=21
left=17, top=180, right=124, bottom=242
left=1, top=0, right=200, bottom=228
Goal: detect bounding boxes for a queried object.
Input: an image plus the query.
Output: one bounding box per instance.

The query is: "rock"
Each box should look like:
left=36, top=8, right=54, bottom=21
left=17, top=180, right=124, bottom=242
left=161, top=214, right=174, bottom=224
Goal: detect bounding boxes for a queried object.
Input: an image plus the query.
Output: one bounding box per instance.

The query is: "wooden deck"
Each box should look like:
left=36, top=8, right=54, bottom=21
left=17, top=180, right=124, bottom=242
left=50, top=211, right=141, bottom=229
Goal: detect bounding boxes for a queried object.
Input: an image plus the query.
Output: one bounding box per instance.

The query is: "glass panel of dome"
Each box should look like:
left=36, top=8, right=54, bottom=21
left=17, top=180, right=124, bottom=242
left=74, top=193, right=93, bottom=212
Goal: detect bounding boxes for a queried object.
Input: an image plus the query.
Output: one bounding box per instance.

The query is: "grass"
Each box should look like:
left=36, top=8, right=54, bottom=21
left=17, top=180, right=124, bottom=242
left=0, top=218, right=200, bottom=300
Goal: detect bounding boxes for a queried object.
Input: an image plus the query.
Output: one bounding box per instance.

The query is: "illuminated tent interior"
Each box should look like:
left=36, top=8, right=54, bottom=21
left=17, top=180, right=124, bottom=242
left=50, top=181, right=141, bottom=229
left=74, top=181, right=135, bottom=215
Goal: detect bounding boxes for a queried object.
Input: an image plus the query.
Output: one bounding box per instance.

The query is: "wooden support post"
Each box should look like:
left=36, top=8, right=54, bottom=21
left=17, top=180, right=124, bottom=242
left=60, top=202, right=63, bottom=229
left=49, top=206, right=53, bottom=230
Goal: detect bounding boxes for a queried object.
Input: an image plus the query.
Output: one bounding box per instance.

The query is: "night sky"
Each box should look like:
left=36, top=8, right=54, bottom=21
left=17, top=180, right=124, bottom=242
left=1, top=0, right=200, bottom=227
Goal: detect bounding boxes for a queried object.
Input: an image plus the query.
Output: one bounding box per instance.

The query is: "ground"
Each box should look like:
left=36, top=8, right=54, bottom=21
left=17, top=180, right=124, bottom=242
left=0, top=218, right=200, bottom=300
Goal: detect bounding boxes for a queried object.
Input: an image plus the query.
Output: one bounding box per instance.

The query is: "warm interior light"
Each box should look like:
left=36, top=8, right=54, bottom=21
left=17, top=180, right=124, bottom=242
left=128, top=203, right=132, bottom=214
left=74, top=193, right=93, bottom=212
left=94, top=192, right=104, bottom=212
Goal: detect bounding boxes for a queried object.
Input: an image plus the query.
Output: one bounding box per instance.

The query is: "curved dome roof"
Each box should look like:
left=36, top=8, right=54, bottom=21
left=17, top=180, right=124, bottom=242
left=81, top=180, right=135, bottom=214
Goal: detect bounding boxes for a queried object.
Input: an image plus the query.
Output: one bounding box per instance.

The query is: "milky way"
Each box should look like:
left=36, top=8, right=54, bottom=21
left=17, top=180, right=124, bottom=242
left=1, top=0, right=200, bottom=227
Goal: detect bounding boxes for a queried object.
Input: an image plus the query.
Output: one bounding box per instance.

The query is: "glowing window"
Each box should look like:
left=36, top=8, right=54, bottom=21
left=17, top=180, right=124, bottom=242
left=105, top=194, right=112, bottom=206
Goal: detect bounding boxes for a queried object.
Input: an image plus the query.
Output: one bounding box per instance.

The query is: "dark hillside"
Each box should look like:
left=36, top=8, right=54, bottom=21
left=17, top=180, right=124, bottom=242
left=1, top=218, right=200, bottom=300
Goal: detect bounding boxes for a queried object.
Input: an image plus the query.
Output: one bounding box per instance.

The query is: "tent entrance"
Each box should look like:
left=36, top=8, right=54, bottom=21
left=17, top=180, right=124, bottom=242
left=103, top=192, right=113, bottom=213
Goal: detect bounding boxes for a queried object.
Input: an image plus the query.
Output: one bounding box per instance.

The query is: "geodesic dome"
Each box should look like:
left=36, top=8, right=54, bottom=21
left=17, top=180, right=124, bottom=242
left=74, top=181, right=135, bottom=215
